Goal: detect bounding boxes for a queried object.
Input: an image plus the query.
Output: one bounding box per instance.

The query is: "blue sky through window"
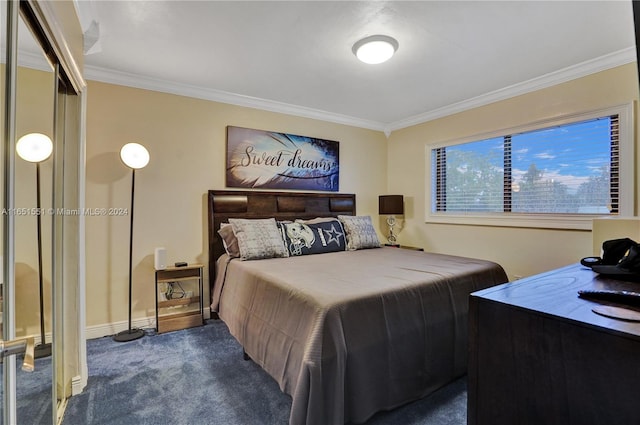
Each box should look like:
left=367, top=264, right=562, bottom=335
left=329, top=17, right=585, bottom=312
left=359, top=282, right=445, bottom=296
left=447, top=117, right=611, bottom=195
left=511, top=118, right=610, bottom=194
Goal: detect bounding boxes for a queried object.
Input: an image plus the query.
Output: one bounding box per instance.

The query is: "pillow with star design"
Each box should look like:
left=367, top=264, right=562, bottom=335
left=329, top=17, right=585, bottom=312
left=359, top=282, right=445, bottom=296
left=278, top=218, right=347, bottom=256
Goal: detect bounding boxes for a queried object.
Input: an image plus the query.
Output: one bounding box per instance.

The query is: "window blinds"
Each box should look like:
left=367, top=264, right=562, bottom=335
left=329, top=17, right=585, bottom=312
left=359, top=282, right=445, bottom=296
left=433, top=115, right=618, bottom=215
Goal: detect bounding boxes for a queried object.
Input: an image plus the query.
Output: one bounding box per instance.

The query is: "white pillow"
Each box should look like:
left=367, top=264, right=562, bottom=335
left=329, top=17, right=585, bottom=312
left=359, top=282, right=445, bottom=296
left=229, top=218, right=289, bottom=260
left=338, top=215, right=381, bottom=250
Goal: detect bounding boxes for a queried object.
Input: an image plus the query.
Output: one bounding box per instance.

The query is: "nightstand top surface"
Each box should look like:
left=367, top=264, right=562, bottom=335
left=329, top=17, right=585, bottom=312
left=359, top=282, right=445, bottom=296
left=156, top=263, right=203, bottom=272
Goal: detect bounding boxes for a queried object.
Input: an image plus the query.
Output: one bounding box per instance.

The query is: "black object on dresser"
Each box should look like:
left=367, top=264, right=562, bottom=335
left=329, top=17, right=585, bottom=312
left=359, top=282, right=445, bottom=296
left=468, top=263, right=640, bottom=425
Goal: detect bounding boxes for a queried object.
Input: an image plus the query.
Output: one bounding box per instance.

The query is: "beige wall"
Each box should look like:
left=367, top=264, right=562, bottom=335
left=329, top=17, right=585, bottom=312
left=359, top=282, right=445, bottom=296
left=85, top=63, right=638, bottom=332
left=85, top=81, right=388, bottom=329
left=388, top=63, right=639, bottom=279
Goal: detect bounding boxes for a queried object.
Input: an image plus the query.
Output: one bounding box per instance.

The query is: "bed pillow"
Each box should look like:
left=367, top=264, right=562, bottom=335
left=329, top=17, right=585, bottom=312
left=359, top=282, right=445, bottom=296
left=280, top=218, right=346, bottom=256
left=229, top=218, right=289, bottom=260
left=218, top=223, right=240, bottom=258
left=338, top=215, right=382, bottom=250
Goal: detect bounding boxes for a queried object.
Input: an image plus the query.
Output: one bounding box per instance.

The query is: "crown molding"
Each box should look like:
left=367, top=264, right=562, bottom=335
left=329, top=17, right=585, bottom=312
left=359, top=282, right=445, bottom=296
left=385, top=47, right=637, bottom=134
left=83, top=47, right=636, bottom=136
left=83, top=65, right=386, bottom=132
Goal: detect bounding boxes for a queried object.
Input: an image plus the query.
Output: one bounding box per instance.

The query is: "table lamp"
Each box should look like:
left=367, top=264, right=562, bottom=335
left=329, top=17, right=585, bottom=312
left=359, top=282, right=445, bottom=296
left=379, top=195, right=404, bottom=246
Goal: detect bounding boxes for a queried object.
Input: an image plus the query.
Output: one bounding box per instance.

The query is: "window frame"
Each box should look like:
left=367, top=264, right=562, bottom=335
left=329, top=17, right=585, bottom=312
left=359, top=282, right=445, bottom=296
left=425, top=103, right=634, bottom=230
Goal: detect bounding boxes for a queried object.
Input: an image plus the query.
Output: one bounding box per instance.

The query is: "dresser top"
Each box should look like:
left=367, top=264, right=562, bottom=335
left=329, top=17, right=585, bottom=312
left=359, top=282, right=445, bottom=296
left=471, top=263, right=640, bottom=338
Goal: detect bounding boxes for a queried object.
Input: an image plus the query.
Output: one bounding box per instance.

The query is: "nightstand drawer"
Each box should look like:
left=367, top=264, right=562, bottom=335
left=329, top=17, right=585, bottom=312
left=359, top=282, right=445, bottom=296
left=157, top=311, right=202, bottom=333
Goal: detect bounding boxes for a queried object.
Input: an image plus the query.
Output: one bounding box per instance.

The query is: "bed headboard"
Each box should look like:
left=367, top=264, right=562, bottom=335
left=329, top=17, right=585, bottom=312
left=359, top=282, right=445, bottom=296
left=207, top=190, right=356, bottom=292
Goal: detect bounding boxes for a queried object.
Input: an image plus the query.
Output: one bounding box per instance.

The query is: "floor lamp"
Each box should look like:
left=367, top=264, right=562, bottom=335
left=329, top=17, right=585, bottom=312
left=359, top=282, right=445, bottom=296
left=16, top=133, right=53, bottom=358
left=114, top=142, right=150, bottom=343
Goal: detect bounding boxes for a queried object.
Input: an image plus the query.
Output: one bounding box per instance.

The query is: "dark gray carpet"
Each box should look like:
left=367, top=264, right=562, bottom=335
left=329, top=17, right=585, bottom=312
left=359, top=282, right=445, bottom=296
left=62, top=320, right=466, bottom=425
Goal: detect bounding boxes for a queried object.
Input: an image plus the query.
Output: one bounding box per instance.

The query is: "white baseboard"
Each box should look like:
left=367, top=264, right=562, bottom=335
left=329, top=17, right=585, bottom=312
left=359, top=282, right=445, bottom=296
left=17, top=311, right=211, bottom=343
left=85, top=309, right=211, bottom=340
left=85, top=315, right=156, bottom=340
left=71, top=375, right=86, bottom=396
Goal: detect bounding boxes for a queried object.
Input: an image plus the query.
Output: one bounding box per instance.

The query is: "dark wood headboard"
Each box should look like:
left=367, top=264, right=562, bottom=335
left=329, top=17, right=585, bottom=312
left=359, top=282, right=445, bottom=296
left=207, top=190, right=356, bottom=294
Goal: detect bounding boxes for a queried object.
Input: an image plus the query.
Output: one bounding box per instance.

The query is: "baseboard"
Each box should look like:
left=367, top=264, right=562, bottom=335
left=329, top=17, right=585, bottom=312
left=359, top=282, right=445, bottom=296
left=71, top=374, right=86, bottom=396
left=85, top=315, right=156, bottom=340
left=17, top=311, right=212, bottom=342
left=85, top=309, right=211, bottom=340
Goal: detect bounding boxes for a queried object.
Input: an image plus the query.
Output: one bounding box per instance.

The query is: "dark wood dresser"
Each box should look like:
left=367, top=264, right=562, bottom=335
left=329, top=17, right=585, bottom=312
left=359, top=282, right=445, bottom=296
left=468, top=263, right=640, bottom=425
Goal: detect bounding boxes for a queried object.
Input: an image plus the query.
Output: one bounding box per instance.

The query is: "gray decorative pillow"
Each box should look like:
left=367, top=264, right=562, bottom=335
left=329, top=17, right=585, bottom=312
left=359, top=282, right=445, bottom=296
left=338, top=215, right=381, bottom=250
left=229, top=218, right=289, bottom=260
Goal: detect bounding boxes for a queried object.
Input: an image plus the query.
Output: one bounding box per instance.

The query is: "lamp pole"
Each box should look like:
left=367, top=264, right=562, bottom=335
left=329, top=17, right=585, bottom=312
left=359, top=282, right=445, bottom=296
left=126, top=168, right=135, bottom=334
left=34, top=161, right=50, bottom=357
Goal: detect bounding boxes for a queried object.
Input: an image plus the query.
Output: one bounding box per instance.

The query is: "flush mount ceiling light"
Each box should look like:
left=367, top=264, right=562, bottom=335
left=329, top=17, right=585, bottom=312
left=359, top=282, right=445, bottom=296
left=352, top=35, right=399, bottom=64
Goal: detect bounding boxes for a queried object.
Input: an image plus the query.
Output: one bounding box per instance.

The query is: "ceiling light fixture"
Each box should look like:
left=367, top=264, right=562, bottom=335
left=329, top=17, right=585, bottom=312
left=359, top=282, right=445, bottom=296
left=352, top=35, right=399, bottom=65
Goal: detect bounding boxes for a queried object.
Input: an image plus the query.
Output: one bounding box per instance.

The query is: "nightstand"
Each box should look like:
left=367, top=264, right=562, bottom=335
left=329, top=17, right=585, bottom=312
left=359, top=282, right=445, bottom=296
left=384, top=244, right=424, bottom=251
left=155, top=264, right=204, bottom=333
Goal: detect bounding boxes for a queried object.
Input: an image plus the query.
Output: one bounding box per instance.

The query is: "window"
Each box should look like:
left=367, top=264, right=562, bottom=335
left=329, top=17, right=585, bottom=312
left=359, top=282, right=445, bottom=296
left=427, top=104, right=633, bottom=230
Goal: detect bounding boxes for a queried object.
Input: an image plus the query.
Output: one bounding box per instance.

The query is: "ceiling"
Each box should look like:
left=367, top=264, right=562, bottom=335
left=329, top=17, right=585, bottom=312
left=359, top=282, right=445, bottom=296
left=75, top=1, right=636, bottom=134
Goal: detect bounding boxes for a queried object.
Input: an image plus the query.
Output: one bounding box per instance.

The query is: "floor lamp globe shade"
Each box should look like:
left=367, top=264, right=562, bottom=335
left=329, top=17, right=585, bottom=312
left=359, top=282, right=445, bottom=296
left=120, top=143, right=150, bottom=169
left=16, top=133, right=53, bottom=163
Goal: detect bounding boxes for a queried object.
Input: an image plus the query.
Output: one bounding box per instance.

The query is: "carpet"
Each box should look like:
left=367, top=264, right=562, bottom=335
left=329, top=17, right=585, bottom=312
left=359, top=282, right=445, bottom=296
left=0, top=354, right=53, bottom=425
left=62, top=320, right=467, bottom=425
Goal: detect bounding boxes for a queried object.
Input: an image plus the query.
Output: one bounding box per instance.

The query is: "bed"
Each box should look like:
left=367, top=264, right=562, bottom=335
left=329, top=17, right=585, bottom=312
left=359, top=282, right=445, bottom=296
left=207, top=190, right=508, bottom=425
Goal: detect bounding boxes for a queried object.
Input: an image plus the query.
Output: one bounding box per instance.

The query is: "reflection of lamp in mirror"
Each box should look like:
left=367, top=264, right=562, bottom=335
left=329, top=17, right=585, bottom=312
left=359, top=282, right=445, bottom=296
left=16, top=133, right=53, bottom=358
left=379, top=195, right=404, bottom=246
left=114, top=142, right=150, bottom=342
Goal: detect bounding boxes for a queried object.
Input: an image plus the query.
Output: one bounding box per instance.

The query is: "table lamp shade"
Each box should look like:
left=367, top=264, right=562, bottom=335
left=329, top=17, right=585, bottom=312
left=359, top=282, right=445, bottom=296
left=379, top=195, right=404, bottom=215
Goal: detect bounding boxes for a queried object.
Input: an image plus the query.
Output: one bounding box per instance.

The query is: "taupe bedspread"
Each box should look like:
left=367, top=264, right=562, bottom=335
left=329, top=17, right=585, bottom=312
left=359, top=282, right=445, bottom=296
left=212, top=247, right=507, bottom=425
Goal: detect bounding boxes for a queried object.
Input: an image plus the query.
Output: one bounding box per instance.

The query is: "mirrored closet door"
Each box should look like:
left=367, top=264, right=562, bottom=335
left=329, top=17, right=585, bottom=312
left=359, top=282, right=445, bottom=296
left=2, top=1, right=85, bottom=424
left=2, top=2, right=56, bottom=424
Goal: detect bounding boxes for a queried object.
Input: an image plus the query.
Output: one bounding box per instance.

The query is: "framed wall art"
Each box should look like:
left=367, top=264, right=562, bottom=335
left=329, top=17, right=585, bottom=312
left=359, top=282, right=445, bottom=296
left=226, top=126, right=339, bottom=191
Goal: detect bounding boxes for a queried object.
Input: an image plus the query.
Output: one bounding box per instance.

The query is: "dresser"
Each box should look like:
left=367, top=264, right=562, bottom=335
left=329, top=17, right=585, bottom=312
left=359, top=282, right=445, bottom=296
left=468, top=263, right=640, bottom=425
